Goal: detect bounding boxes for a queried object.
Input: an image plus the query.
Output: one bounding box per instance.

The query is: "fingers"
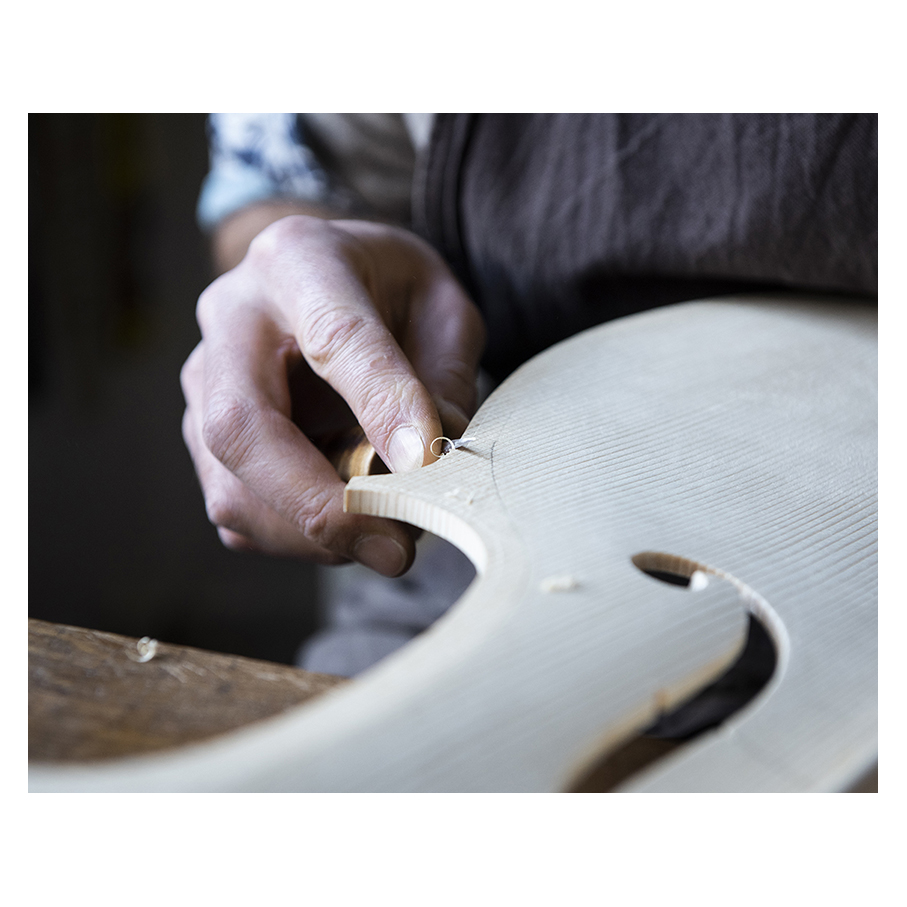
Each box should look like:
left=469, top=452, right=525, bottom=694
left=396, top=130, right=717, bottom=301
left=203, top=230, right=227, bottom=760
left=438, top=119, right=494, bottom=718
left=182, top=215, right=485, bottom=575
left=183, top=347, right=334, bottom=559
left=270, top=218, right=484, bottom=459
left=327, top=219, right=486, bottom=440
left=182, top=404, right=339, bottom=561
left=296, top=298, right=440, bottom=473
left=250, top=217, right=446, bottom=474
left=181, top=341, right=414, bottom=576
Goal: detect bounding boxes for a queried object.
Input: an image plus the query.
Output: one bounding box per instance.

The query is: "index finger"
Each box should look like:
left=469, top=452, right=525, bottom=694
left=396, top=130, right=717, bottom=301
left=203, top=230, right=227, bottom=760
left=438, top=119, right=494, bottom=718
left=255, top=219, right=445, bottom=475
left=197, top=296, right=416, bottom=576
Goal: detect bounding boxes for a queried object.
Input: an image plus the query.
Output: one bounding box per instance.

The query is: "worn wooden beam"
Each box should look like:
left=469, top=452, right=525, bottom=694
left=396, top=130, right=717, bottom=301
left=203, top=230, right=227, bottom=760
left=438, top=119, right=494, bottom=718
left=28, top=619, right=347, bottom=763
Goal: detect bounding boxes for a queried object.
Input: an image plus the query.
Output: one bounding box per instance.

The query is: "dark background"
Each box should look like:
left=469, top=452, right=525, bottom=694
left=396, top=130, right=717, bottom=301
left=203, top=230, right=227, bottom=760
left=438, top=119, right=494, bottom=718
left=29, top=113, right=322, bottom=664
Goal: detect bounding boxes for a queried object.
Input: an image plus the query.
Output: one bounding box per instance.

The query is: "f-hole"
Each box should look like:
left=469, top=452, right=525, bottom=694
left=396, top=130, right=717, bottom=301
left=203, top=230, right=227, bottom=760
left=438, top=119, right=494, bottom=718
left=569, top=552, right=777, bottom=792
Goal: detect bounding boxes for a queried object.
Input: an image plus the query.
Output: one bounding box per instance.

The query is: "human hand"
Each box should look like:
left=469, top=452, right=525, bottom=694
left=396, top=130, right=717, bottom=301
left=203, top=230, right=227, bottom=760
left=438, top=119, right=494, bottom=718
left=180, top=215, right=485, bottom=576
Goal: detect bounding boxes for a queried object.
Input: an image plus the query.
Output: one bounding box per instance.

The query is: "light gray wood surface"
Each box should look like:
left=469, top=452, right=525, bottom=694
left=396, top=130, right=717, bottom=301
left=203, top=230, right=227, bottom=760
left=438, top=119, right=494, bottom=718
left=29, top=294, right=877, bottom=792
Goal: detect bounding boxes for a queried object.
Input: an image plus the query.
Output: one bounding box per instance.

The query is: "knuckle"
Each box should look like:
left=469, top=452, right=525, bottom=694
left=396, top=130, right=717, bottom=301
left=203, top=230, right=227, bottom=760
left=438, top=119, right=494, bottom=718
left=205, top=492, right=242, bottom=531
left=217, top=528, right=256, bottom=553
left=302, top=307, right=369, bottom=372
left=294, top=490, right=344, bottom=554
left=179, top=347, right=202, bottom=400
left=297, top=492, right=333, bottom=543
left=195, top=281, right=223, bottom=333
left=248, top=214, right=332, bottom=265
left=180, top=408, right=196, bottom=448
left=201, top=393, right=258, bottom=471
left=195, top=271, right=250, bottom=333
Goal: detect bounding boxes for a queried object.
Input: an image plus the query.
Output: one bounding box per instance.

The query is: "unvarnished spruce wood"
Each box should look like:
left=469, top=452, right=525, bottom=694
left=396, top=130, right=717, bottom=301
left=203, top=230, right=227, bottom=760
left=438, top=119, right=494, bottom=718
left=28, top=619, right=347, bottom=762
left=29, top=294, right=877, bottom=792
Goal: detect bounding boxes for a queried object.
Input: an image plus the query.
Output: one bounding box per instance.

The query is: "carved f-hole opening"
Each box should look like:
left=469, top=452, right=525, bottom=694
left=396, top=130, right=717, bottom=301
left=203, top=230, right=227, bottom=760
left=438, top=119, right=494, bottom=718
left=631, top=551, right=708, bottom=588
left=569, top=551, right=778, bottom=792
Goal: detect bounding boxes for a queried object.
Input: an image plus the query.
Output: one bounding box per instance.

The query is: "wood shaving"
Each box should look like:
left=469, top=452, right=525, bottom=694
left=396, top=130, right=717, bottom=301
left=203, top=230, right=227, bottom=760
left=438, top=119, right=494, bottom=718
left=539, top=575, right=579, bottom=592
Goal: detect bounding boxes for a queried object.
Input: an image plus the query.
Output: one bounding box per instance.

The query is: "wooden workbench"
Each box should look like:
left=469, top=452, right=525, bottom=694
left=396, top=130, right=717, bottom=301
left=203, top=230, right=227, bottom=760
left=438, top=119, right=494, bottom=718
left=25, top=619, right=878, bottom=791
left=28, top=619, right=347, bottom=763
left=28, top=618, right=693, bottom=789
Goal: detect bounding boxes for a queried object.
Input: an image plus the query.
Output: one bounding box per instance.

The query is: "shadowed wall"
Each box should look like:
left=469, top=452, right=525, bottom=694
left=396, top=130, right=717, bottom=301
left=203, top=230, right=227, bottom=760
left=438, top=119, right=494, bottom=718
left=29, top=113, right=321, bottom=663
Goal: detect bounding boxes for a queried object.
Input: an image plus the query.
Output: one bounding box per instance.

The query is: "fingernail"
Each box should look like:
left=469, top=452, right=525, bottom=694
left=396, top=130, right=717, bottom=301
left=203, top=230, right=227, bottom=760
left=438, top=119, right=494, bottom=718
left=386, top=425, right=426, bottom=473
left=353, top=535, right=408, bottom=577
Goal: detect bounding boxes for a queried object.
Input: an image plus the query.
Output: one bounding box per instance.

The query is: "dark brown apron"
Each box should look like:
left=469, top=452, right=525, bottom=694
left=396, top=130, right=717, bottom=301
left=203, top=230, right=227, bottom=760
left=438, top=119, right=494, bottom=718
left=414, top=113, right=877, bottom=379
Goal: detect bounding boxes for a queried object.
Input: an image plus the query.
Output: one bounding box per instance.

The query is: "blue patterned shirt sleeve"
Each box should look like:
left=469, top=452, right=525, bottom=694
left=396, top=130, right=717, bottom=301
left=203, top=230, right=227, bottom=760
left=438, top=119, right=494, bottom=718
left=196, top=113, right=334, bottom=231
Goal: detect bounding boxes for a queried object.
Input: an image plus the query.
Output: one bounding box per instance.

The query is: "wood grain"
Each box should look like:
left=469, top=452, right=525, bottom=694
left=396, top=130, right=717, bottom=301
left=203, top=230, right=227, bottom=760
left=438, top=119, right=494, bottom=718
left=29, top=294, right=877, bottom=791
left=29, top=619, right=347, bottom=762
